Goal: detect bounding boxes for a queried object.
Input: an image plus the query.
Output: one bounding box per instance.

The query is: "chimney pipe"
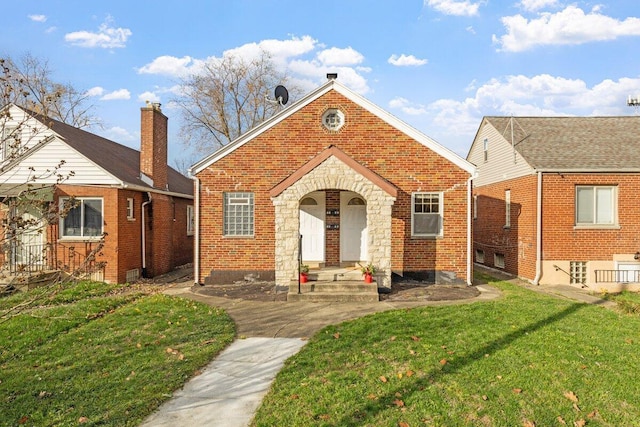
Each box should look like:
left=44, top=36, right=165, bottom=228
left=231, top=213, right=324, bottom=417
left=327, top=73, right=338, bottom=80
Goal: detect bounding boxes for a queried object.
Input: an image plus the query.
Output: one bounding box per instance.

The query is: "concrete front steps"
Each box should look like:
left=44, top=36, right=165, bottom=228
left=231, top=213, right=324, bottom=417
left=287, top=266, right=379, bottom=302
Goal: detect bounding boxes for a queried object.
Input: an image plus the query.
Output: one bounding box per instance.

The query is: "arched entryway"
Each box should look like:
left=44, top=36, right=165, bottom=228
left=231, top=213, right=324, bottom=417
left=271, top=149, right=397, bottom=288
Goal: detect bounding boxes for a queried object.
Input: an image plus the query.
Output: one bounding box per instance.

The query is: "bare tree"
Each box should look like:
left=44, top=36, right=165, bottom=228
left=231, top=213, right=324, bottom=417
left=173, top=50, right=301, bottom=154
left=0, top=53, right=99, bottom=129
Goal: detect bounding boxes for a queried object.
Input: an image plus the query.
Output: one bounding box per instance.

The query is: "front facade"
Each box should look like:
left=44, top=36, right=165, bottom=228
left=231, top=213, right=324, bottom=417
left=0, top=103, right=194, bottom=283
left=468, top=116, right=640, bottom=291
left=192, top=79, right=476, bottom=291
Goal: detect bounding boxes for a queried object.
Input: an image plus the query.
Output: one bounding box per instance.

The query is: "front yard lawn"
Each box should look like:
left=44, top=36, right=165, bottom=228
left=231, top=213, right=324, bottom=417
left=0, top=282, right=235, bottom=426
left=252, top=277, right=640, bottom=426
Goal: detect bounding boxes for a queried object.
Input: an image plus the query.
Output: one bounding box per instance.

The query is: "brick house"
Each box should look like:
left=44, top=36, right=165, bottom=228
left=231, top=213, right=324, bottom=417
left=190, top=78, right=476, bottom=294
left=0, top=102, right=193, bottom=283
left=468, top=116, right=640, bottom=291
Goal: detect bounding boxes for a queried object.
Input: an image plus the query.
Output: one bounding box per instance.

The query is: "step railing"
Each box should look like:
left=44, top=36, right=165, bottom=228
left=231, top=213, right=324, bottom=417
left=595, top=269, right=640, bottom=284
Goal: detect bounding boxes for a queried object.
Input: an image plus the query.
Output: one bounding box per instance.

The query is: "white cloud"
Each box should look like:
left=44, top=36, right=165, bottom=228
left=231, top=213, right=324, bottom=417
left=100, top=89, right=130, bottom=101
left=104, top=126, right=136, bottom=142
left=317, top=47, right=364, bottom=66
left=425, top=0, right=482, bottom=17
left=392, top=74, right=640, bottom=144
left=388, top=54, right=428, bottom=67
left=85, top=86, right=105, bottom=97
left=517, top=0, right=559, bottom=12
left=138, top=91, right=161, bottom=104
left=28, top=14, right=47, bottom=23
left=64, top=15, right=132, bottom=48
left=45, top=26, right=57, bottom=34
left=137, top=55, right=194, bottom=76
left=139, top=35, right=372, bottom=94
left=494, top=5, right=640, bottom=52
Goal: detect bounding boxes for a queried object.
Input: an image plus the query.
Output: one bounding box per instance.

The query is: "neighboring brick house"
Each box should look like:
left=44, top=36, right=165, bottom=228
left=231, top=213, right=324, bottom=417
left=468, top=116, right=640, bottom=291
left=190, top=78, right=476, bottom=292
left=0, top=102, right=194, bottom=283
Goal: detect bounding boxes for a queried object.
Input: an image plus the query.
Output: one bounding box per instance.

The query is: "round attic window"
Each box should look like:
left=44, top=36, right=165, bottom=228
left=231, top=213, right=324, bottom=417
left=322, top=109, right=345, bottom=131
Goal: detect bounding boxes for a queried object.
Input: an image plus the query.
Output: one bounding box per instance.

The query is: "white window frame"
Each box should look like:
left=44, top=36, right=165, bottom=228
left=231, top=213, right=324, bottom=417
left=483, top=138, right=488, bottom=162
left=475, top=249, right=485, bottom=264
left=505, top=189, right=511, bottom=228
left=223, top=192, right=254, bottom=237
left=126, top=198, right=134, bottom=220
left=1, top=125, right=18, bottom=161
left=575, top=185, right=617, bottom=227
left=321, top=109, right=345, bottom=131
left=411, top=192, right=443, bottom=238
left=59, top=197, right=104, bottom=239
left=473, top=194, right=478, bottom=220
left=187, top=205, right=195, bottom=236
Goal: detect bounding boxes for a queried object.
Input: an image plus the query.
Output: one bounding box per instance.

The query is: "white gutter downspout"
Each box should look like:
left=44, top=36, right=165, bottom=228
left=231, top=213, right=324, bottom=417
left=141, top=193, right=152, bottom=278
left=466, top=172, right=477, bottom=286
left=533, top=171, right=542, bottom=285
left=194, top=177, right=201, bottom=285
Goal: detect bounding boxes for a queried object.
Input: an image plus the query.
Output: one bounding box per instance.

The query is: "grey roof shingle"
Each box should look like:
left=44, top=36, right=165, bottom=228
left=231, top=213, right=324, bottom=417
left=484, top=116, right=640, bottom=170
left=41, top=113, right=193, bottom=196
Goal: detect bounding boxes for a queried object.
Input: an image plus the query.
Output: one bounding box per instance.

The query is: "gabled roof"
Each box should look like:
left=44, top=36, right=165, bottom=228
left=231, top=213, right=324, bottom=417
left=484, top=116, right=640, bottom=171
left=6, top=105, right=192, bottom=196
left=190, top=79, right=475, bottom=176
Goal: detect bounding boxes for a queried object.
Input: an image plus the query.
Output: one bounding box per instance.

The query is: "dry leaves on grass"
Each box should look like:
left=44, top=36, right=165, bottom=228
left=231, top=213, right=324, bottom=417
left=564, top=391, right=579, bottom=402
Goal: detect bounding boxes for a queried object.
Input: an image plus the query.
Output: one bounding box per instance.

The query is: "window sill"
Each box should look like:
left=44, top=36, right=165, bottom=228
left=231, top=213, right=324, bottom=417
left=573, top=224, right=621, bottom=230
left=411, top=235, right=442, bottom=240
left=223, top=235, right=255, bottom=239
left=58, top=237, right=103, bottom=242
left=127, top=217, right=135, bottom=222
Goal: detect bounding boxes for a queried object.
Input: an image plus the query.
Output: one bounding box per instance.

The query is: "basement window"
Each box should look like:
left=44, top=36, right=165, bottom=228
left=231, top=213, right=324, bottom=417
left=494, top=253, right=505, bottom=269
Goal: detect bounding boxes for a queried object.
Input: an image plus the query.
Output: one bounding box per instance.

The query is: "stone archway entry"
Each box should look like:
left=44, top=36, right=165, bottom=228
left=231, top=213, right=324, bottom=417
left=270, top=146, right=397, bottom=289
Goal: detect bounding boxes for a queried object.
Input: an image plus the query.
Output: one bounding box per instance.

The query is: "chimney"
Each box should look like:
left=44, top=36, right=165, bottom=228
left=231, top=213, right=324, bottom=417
left=140, top=102, right=168, bottom=190
left=327, top=73, right=338, bottom=80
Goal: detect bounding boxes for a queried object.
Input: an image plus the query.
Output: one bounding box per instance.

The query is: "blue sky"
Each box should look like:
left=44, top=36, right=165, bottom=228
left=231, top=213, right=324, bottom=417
left=1, top=0, right=640, bottom=168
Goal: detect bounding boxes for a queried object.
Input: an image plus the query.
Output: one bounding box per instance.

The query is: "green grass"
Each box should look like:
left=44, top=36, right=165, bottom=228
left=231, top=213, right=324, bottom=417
left=252, top=279, right=640, bottom=427
left=0, top=282, right=235, bottom=426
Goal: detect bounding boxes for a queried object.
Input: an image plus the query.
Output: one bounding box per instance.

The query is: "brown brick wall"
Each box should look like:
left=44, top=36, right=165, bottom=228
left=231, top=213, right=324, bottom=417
left=472, top=174, right=538, bottom=280
left=196, top=90, right=471, bottom=283
left=325, top=190, right=340, bottom=266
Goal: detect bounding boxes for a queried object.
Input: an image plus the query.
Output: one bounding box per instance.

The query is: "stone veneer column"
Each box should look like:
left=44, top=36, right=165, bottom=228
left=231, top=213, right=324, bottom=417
left=272, top=155, right=396, bottom=288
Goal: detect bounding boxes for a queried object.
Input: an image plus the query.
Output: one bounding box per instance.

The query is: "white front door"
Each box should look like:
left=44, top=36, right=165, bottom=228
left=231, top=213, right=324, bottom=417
left=15, top=209, right=45, bottom=266
left=340, top=192, right=367, bottom=262
left=299, top=192, right=325, bottom=262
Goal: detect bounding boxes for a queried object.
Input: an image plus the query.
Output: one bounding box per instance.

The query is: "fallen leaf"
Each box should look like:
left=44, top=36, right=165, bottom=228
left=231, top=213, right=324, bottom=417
left=397, top=372, right=403, bottom=379
left=588, top=409, right=599, bottom=419
left=441, top=345, right=447, bottom=349
left=406, top=370, right=414, bottom=377
left=319, top=414, right=330, bottom=420
left=393, top=399, right=405, bottom=407
left=290, top=394, right=299, bottom=400
left=440, top=359, right=447, bottom=365
left=409, top=350, right=416, bottom=355
left=379, top=376, right=388, bottom=383
left=512, top=388, right=523, bottom=394
left=78, top=417, right=89, bottom=424
left=166, top=347, right=174, bottom=354
left=564, top=391, right=579, bottom=402
left=557, top=416, right=566, bottom=425
left=412, top=336, right=420, bottom=341
left=574, top=420, right=586, bottom=427
left=398, top=422, right=409, bottom=427
left=482, top=395, right=488, bottom=401
left=18, top=416, right=28, bottom=424
left=496, top=375, right=503, bottom=380
left=522, top=420, right=535, bottom=427
left=367, top=393, right=377, bottom=400
left=395, top=392, right=402, bottom=398
left=573, top=403, right=581, bottom=412
left=333, top=332, right=340, bottom=339
left=390, top=336, right=396, bottom=341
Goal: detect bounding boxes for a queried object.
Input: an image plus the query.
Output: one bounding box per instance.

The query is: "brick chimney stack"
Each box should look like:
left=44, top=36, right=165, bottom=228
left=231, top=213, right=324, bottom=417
left=140, top=102, right=168, bottom=190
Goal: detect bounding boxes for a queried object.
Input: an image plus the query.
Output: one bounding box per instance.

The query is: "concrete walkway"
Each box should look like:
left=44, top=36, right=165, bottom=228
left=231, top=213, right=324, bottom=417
left=140, top=274, right=615, bottom=426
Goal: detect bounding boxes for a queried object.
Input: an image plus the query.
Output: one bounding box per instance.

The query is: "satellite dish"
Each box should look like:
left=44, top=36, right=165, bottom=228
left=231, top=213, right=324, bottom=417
left=275, top=85, right=289, bottom=106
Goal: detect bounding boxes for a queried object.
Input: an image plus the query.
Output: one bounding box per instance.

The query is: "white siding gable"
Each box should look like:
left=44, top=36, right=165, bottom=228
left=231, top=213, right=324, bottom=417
left=0, top=137, right=120, bottom=186
left=468, top=120, right=534, bottom=187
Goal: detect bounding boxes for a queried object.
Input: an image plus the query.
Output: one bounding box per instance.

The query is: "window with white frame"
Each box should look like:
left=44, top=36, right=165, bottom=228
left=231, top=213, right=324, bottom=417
left=505, top=189, right=511, bottom=228
left=224, top=192, right=254, bottom=236
left=187, top=205, right=195, bottom=236
left=483, top=138, right=488, bottom=162
left=412, top=192, right=443, bottom=237
left=126, top=198, right=134, bottom=220
left=1, top=125, right=18, bottom=160
left=475, top=249, right=485, bottom=264
left=575, top=185, right=617, bottom=226
left=60, top=197, right=103, bottom=238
